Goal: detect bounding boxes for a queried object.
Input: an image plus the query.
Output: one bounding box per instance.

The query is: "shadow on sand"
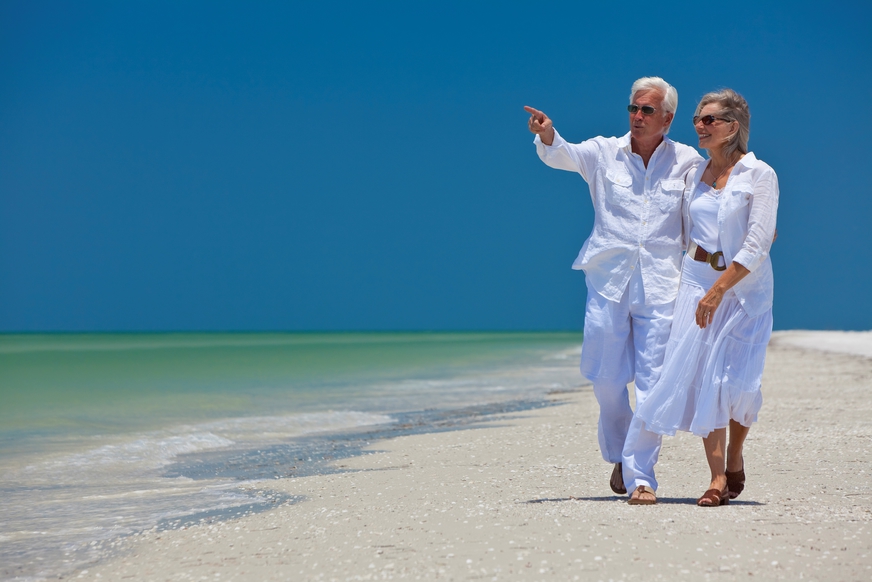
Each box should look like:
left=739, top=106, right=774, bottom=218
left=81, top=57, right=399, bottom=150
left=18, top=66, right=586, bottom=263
left=524, top=496, right=765, bottom=506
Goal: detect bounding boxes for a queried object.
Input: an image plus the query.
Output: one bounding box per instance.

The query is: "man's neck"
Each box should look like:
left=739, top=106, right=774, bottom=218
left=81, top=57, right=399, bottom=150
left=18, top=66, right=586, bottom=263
left=630, top=135, right=665, bottom=167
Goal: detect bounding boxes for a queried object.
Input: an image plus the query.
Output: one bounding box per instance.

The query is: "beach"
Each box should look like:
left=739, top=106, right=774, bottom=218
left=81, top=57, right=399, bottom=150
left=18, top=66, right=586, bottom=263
left=0, top=333, right=584, bottom=580
left=50, top=331, right=869, bottom=581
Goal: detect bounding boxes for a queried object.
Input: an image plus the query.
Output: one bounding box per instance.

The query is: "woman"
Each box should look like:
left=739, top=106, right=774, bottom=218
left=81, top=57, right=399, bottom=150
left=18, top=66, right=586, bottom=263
left=624, top=88, right=779, bottom=506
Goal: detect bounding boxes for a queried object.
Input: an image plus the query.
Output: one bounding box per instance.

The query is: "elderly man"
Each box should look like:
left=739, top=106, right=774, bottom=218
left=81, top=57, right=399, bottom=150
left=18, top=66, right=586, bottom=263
left=525, top=77, right=702, bottom=504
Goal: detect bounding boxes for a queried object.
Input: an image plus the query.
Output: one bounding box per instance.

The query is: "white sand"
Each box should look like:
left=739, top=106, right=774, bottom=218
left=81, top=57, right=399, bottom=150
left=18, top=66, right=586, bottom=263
left=75, top=331, right=872, bottom=581
left=770, top=330, right=872, bottom=359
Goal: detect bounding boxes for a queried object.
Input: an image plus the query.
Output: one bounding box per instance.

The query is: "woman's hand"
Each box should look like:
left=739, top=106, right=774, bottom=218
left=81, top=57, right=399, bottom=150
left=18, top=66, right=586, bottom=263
left=696, top=287, right=725, bottom=328
left=695, top=261, right=751, bottom=328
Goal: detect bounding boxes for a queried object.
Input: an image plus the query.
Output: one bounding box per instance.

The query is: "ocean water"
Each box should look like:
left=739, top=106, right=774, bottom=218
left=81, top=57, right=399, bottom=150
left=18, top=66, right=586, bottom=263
left=0, top=332, right=584, bottom=581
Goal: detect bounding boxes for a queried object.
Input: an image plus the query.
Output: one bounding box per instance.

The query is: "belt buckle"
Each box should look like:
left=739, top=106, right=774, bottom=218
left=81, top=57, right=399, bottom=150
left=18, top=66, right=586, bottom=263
left=709, top=251, right=726, bottom=271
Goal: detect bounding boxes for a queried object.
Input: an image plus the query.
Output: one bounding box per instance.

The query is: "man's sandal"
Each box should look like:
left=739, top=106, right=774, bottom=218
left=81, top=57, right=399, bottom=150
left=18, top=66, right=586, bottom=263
left=610, top=462, right=627, bottom=495
left=627, top=485, right=657, bottom=505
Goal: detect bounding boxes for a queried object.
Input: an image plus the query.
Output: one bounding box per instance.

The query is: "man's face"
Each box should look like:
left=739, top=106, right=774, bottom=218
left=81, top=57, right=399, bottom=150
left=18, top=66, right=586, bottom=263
left=628, top=89, right=673, bottom=142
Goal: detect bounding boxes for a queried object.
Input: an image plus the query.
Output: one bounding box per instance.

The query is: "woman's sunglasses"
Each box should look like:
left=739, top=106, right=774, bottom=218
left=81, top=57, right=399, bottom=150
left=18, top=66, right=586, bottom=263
left=627, top=104, right=657, bottom=115
left=693, top=114, right=733, bottom=125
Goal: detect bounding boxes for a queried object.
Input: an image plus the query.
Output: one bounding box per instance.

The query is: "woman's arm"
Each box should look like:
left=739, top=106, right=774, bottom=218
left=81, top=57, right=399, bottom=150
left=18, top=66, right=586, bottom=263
left=695, top=261, right=750, bottom=328
left=696, top=165, right=779, bottom=328
left=732, top=169, right=779, bottom=273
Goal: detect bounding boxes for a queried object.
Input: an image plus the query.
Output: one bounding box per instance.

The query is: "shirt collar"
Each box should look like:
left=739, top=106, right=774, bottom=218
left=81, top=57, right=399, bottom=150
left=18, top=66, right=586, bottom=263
left=736, top=151, right=758, bottom=168
left=619, top=132, right=674, bottom=154
left=617, top=132, right=632, bottom=149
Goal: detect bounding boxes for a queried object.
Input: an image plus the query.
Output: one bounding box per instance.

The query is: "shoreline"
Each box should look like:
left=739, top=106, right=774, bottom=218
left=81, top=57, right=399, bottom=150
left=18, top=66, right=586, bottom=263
left=0, top=333, right=586, bottom=581
left=19, top=332, right=872, bottom=580
left=1, top=398, right=574, bottom=582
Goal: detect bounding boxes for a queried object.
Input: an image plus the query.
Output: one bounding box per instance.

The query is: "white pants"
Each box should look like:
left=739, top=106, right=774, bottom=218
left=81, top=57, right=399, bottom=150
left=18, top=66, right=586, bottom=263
left=580, top=267, right=673, bottom=473
left=621, top=416, right=663, bottom=491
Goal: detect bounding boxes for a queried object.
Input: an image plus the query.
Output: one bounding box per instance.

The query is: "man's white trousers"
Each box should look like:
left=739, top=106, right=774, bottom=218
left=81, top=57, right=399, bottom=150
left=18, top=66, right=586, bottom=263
left=579, top=266, right=673, bottom=481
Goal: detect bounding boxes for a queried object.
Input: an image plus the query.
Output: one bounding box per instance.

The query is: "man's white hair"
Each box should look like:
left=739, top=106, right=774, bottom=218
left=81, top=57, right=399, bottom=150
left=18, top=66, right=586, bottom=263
left=630, top=76, right=678, bottom=116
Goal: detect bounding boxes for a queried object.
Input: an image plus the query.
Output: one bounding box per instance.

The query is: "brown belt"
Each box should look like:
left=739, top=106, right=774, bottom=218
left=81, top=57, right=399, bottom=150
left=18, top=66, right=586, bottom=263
left=688, top=241, right=726, bottom=271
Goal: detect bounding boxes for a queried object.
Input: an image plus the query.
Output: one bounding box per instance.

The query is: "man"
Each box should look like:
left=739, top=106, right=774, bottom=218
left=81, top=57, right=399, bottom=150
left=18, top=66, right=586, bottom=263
left=525, top=77, right=702, bottom=504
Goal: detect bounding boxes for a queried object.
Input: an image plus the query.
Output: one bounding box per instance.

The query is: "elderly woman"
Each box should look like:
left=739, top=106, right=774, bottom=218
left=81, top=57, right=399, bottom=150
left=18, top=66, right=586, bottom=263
left=622, top=89, right=779, bottom=506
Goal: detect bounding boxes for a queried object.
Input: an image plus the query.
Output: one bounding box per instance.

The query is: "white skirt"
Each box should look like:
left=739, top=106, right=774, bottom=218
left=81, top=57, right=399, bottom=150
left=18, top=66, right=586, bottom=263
left=635, top=255, right=773, bottom=437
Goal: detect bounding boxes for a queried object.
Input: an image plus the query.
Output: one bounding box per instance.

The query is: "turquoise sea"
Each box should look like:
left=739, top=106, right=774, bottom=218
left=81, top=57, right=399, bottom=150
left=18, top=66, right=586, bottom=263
left=0, top=332, right=583, bottom=581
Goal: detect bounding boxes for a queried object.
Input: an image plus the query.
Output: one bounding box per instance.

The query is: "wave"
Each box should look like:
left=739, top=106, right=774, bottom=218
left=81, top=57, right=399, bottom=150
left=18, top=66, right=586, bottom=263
left=0, top=409, right=397, bottom=582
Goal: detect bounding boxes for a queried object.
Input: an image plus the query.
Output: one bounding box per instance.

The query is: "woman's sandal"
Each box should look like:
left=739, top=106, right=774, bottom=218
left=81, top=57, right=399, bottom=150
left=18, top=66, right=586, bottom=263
left=697, top=487, right=729, bottom=507
left=725, top=468, right=745, bottom=499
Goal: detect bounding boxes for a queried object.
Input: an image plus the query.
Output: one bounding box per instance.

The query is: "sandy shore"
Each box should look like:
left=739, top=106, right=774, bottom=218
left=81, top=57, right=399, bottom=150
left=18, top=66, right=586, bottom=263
left=73, top=331, right=872, bottom=581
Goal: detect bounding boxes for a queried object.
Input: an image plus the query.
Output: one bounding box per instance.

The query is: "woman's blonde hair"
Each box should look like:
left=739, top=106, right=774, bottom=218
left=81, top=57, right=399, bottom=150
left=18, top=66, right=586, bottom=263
left=695, top=88, right=750, bottom=158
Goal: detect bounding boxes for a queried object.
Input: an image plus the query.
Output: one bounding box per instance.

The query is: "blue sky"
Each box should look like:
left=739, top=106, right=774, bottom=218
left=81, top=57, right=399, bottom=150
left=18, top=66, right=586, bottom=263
left=1, top=1, right=869, bottom=331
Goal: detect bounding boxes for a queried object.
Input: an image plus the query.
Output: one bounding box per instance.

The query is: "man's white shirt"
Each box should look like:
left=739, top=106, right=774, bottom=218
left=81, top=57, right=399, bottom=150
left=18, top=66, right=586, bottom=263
left=535, top=130, right=702, bottom=305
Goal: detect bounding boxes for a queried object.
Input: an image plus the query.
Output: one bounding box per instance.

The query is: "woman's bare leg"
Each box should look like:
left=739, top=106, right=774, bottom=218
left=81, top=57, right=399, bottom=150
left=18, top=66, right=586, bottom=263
left=726, top=419, right=750, bottom=473
left=702, top=428, right=728, bottom=493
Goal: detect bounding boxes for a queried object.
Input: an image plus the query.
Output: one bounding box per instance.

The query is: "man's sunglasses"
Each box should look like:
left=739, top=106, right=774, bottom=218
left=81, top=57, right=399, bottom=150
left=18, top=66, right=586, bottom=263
left=627, top=104, right=657, bottom=115
left=693, top=114, right=733, bottom=125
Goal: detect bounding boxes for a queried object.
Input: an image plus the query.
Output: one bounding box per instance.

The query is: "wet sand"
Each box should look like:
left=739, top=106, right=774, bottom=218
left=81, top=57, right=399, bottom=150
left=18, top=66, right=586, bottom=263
left=73, top=331, right=872, bottom=581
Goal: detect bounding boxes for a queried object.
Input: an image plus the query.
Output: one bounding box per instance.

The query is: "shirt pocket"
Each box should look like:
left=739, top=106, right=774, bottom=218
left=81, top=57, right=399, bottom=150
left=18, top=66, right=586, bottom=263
left=656, top=179, right=685, bottom=212
left=723, top=182, right=754, bottom=215
left=604, top=169, right=634, bottom=206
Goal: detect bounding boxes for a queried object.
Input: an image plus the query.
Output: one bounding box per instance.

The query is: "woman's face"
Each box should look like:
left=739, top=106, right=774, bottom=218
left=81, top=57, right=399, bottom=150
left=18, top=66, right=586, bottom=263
left=694, top=102, right=736, bottom=152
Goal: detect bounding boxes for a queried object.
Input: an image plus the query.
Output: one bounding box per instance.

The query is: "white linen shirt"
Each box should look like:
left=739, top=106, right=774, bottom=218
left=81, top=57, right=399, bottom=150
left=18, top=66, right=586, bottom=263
left=535, top=130, right=702, bottom=305
left=682, top=152, right=779, bottom=317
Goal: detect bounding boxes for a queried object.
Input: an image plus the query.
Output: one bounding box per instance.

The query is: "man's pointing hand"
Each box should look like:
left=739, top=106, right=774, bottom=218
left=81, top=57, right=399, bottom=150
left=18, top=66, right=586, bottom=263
left=524, top=106, right=555, bottom=146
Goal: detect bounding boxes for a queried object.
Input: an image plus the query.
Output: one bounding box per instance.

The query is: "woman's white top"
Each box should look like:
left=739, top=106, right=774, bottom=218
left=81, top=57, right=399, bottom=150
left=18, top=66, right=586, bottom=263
left=682, top=152, right=779, bottom=317
left=688, top=181, right=722, bottom=253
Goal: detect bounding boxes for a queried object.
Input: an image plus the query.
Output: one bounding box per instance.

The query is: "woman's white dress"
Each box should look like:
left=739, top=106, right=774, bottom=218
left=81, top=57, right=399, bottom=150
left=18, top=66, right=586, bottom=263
left=635, top=182, right=773, bottom=437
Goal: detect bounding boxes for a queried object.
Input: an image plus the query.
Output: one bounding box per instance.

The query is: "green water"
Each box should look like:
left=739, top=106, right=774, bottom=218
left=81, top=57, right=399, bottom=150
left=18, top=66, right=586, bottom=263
left=0, top=332, right=583, bottom=449
left=1, top=331, right=585, bottom=581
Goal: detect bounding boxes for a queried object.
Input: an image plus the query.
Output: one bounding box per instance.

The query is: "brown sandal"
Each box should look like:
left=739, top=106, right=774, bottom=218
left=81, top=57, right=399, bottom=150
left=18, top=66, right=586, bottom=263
left=697, top=487, right=729, bottom=507
left=725, top=468, right=745, bottom=499
left=628, top=485, right=657, bottom=505
left=610, top=462, right=627, bottom=495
